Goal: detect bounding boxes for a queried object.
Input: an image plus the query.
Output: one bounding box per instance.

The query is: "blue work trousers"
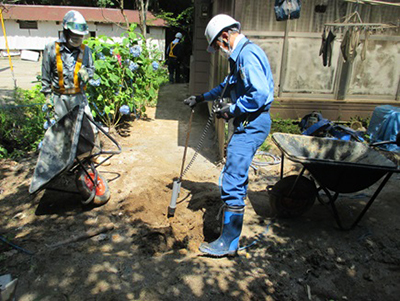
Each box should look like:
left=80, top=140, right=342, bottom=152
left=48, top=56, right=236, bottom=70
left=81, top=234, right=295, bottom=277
left=221, top=112, right=271, bottom=207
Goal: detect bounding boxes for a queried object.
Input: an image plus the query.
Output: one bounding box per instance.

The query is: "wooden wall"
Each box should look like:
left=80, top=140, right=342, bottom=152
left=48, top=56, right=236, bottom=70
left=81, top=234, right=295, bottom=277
left=191, top=0, right=400, bottom=121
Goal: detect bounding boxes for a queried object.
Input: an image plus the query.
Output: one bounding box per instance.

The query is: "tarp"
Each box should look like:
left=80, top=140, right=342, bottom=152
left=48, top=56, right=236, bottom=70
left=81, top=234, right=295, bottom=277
left=367, top=105, right=400, bottom=153
left=29, top=105, right=94, bottom=194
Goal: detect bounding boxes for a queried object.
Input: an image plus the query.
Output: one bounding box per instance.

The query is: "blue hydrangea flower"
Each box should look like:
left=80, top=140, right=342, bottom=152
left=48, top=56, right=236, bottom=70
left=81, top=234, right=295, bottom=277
left=97, top=52, right=106, bottom=60
left=110, top=48, right=114, bottom=55
left=129, top=61, right=139, bottom=72
left=129, top=45, right=142, bottom=58
left=152, top=61, right=159, bottom=71
left=38, top=140, right=43, bottom=150
left=119, top=105, right=130, bottom=115
left=89, top=78, right=101, bottom=87
left=43, top=120, right=51, bottom=130
left=50, top=119, right=56, bottom=126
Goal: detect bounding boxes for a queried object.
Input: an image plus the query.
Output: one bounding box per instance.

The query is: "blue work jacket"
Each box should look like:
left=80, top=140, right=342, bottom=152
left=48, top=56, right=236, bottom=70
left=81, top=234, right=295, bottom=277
left=203, top=37, right=274, bottom=117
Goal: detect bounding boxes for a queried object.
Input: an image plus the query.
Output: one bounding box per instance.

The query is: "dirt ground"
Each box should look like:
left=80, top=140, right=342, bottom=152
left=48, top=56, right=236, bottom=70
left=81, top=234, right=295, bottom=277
left=1, top=82, right=400, bottom=301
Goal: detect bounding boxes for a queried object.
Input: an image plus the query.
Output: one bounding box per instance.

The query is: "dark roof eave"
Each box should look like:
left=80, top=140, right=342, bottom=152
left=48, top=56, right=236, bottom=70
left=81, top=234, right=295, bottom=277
left=1, top=4, right=166, bottom=27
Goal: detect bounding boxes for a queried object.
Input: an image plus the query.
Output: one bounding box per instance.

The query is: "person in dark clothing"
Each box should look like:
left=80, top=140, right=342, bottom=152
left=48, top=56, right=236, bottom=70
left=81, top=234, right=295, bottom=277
left=166, top=32, right=183, bottom=83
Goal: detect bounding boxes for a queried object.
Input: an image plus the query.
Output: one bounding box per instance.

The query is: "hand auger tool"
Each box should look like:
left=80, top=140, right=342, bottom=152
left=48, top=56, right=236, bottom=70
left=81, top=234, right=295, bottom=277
left=168, top=108, right=194, bottom=217
left=168, top=99, right=223, bottom=217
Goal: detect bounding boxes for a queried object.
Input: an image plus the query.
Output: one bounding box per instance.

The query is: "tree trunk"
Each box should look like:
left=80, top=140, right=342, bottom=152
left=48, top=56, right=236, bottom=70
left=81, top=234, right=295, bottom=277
left=135, top=0, right=148, bottom=39
left=119, top=0, right=130, bottom=30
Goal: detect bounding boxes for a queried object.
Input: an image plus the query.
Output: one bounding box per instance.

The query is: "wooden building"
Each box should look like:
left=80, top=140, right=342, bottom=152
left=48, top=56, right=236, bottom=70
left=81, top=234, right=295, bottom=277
left=190, top=0, right=400, bottom=122
left=0, top=4, right=166, bottom=58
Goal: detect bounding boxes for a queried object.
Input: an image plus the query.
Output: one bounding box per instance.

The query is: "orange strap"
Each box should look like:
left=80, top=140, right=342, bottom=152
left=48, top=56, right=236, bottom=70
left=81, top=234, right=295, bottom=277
left=55, top=43, right=64, bottom=92
left=54, top=43, right=86, bottom=94
left=169, top=42, right=178, bottom=58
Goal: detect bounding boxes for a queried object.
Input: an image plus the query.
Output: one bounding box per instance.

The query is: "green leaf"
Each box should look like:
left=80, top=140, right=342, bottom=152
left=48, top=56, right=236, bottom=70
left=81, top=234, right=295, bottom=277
left=109, top=74, right=119, bottom=83
left=94, top=60, right=106, bottom=70
left=149, top=88, right=156, bottom=98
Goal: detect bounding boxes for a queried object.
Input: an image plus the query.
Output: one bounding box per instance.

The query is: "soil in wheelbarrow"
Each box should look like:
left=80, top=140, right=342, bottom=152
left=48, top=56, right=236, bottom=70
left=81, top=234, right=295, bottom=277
left=1, top=83, right=400, bottom=301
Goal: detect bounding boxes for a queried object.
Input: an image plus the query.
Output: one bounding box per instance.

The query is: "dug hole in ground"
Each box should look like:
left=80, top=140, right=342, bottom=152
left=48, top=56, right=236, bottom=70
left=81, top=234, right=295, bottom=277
left=1, top=82, right=400, bottom=301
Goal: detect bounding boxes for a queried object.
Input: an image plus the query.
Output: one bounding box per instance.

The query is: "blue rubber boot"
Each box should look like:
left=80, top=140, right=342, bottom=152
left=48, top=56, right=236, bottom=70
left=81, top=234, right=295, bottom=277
left=199, top=206, right=244, bottom=257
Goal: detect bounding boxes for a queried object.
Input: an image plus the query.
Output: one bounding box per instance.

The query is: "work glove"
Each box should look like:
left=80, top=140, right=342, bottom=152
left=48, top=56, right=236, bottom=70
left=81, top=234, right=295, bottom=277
left=78, top=66, right=89, bottom=85
left=214, top=102, right=233, bottom=121
left=183, top=95, right=204, bottom=108
left=42, top=94, right=53, bottom=112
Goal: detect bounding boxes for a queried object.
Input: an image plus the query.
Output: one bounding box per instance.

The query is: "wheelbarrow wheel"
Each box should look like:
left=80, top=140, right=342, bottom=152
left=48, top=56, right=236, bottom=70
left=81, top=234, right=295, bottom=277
left=76, top=170, right=110, bottom=205
left=268, top=175, right=317, bottom=218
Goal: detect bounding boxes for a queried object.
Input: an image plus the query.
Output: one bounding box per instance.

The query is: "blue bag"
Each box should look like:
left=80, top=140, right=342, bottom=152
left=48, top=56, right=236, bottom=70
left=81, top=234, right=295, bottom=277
left=299, top=111, right=364, bottom=142
left=275, top=0, right=301, bottom=21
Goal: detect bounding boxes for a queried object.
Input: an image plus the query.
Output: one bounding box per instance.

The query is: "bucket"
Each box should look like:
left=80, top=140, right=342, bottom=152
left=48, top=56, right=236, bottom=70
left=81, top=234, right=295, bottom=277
left=267, top=175, right=317, bottom=218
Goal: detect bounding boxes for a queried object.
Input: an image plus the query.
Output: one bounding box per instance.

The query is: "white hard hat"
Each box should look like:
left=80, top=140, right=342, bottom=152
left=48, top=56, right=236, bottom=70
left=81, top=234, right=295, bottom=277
left=175, top=32, right=183, bottom=39
left=63, top=10, right=89, bottom=36
left=204, top=14, right=241, bottom=53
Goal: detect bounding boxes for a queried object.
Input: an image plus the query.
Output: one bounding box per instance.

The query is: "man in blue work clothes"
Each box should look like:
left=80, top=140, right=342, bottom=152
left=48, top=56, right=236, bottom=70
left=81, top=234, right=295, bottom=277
left=184, top=14, right=274, bottom=257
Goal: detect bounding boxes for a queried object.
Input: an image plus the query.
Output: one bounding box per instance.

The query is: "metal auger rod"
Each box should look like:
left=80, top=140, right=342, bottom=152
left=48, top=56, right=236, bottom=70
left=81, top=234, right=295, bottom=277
left=179, top=109, right=194, bottom=181
left=168, top=100, right=220, bottom=217
left=168, top=109, right=194, bottom=217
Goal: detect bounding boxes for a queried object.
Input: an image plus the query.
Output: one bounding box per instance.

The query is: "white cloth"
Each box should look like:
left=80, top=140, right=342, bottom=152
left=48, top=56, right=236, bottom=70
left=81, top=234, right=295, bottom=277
left=232, top=34, right=245, bottom=52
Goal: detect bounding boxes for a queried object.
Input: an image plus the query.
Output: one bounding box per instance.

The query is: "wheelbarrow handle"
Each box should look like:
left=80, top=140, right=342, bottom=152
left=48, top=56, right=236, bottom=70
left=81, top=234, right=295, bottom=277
left=370, top=140, right=396, bottom=147
left=370, top=132, right=400, bottom=147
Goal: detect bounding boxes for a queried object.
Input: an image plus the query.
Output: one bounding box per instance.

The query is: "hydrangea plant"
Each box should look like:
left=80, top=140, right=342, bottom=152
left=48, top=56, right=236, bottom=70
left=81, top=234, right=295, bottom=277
left=85, top=24, right=168, bottom=129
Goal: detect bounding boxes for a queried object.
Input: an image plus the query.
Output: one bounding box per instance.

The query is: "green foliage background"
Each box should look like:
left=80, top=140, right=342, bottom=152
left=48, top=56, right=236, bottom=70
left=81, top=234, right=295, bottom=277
left=85, top=24, right=168, bottom=128
left=0, top=86, right=47, bottom=158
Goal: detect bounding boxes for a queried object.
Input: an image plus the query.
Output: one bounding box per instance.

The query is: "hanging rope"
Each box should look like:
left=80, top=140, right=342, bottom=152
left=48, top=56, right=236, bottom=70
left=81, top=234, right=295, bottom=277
left=344, top=0, right=400, bottom=7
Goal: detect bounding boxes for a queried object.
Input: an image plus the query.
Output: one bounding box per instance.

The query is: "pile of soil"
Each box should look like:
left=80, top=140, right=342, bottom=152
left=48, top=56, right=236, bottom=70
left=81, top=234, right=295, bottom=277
left=1, top=83, right=400, bottom=301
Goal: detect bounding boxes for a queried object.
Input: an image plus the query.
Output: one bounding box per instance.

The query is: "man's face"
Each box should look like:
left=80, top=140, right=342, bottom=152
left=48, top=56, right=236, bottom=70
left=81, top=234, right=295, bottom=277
left=211, top=38, right=222, bottom=52
left=212, top=32, right=232, bottom=59
left=212, top=32, right=229, bottom=52
left=67, top=32, right=84, bottom=48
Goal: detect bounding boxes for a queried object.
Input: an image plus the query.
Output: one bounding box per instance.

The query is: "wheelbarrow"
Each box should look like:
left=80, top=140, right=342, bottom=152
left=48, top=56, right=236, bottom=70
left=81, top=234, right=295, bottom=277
left=270, top=133, right=400, bottom=230
left=29, top=104, right=121, bottom=205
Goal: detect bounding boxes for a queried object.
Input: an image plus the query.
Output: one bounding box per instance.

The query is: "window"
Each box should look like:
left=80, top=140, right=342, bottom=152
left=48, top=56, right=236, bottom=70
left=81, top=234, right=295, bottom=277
left=146, top=26, right=150, bottom=34
left=19, top=21, right=38, bottom=30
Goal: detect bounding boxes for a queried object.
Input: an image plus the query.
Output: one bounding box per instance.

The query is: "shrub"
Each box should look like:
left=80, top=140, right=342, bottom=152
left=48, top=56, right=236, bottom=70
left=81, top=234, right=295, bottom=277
left=270, top=114, right=301, bottom=135
left=0, top=85, right=47, bottom=158
left=85, top=24, right=168, bottom=129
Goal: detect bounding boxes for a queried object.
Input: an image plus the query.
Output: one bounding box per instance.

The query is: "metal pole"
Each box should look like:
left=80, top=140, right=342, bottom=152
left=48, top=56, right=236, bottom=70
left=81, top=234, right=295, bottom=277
left=0, top=8, right=17, bottom=88
left=168, top=109, right=194, bottom=217
left=179, top=109, right=194, bottom=181
left=278, top=20, right=290, bottom=97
